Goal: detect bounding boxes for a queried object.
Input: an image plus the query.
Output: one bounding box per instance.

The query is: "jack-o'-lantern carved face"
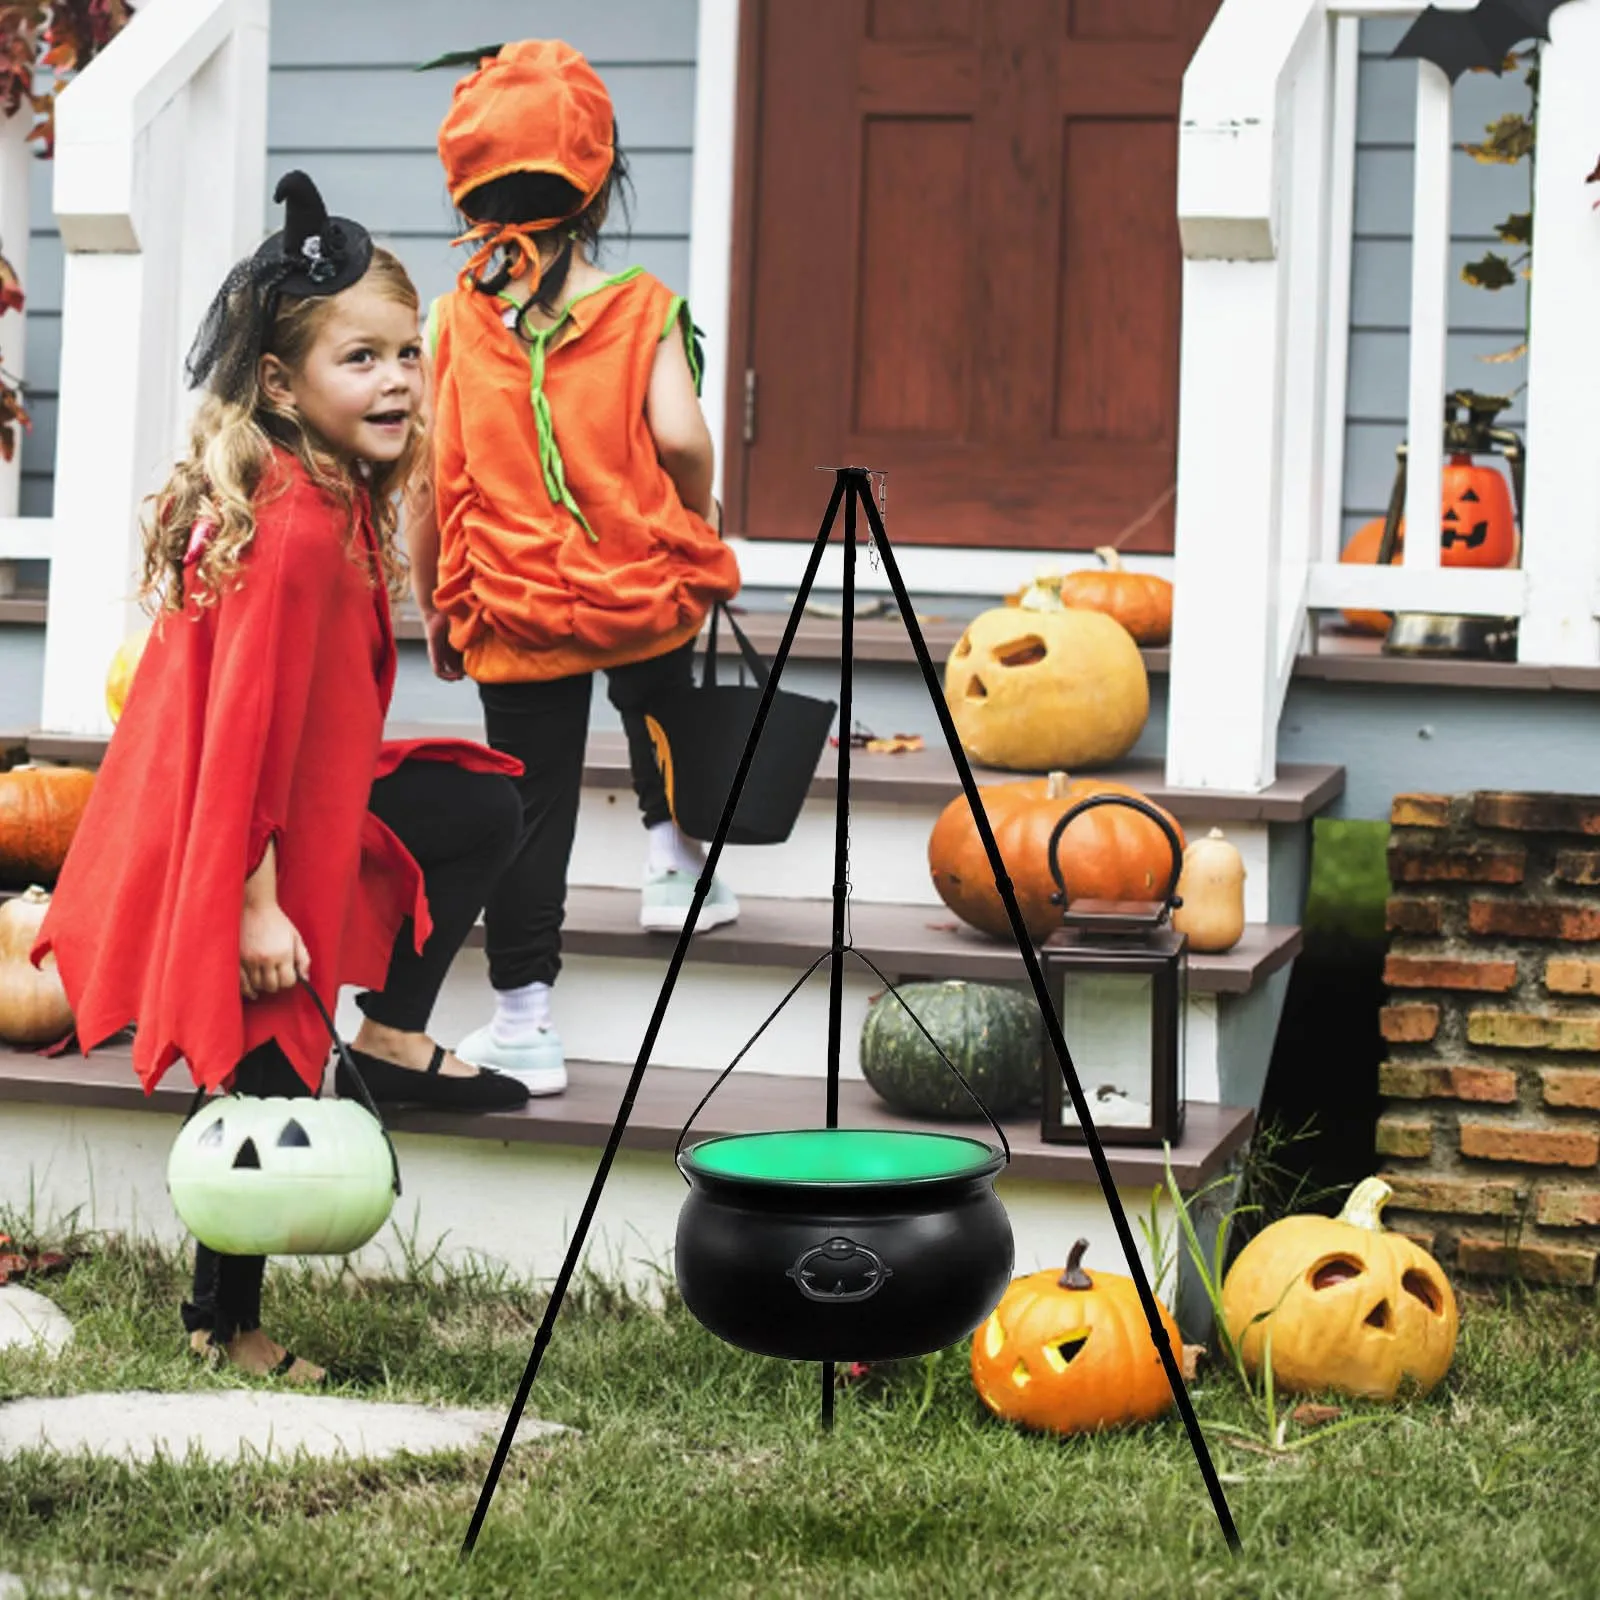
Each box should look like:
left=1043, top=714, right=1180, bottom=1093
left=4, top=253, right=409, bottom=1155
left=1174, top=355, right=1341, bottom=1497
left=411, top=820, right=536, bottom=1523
left=1439, top=457, right=1517, bottom=569
left=1220, top=1178, right=1458, bottom=1400
left=970, top=1239, right=1182, bottom=1434
left=944, top=607, right=1149, bottom=772
left=167, top=1095, right=396, bottom=1258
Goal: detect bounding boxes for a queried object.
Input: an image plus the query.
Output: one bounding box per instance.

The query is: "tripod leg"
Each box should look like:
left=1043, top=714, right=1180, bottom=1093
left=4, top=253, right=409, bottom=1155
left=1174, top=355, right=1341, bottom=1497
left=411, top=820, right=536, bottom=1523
left=460, top=475, right=851, bottom=1559
left=851, top=475, right=1241, bottom=1555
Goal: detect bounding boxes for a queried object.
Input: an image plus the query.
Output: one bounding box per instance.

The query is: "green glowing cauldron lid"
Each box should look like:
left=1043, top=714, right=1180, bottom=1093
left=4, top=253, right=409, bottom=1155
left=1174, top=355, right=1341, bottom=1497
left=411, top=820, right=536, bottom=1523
left=679, top=1128, right=1003, bottom=1188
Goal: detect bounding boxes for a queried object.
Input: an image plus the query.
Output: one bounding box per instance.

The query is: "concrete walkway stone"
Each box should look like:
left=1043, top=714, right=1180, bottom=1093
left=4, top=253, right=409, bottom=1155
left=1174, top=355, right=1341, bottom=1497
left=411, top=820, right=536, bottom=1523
left=0, top=1391, right=572, bottom=1466
left=0, top=1287, right=74, bottom=1357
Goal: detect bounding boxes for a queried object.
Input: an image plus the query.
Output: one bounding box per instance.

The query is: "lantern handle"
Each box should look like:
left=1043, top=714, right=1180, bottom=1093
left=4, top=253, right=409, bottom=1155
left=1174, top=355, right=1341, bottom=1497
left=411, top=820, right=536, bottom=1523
left=1045, top=793, right=1185, bottom=920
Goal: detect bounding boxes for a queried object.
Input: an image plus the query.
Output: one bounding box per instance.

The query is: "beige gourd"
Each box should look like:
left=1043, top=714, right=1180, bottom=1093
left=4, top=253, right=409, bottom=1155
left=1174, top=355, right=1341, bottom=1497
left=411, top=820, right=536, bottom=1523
left=0, top=886, right=74, bottom=1046
left=1172, top=829, right=1245, bottom=952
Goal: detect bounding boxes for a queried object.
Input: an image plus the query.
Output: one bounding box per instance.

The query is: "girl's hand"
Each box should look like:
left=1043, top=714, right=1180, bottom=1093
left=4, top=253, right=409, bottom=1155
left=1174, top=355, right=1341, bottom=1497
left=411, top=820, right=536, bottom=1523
left=424, top=610, right=465, bottom=682
left=240, top=901, right=311, bottom=1000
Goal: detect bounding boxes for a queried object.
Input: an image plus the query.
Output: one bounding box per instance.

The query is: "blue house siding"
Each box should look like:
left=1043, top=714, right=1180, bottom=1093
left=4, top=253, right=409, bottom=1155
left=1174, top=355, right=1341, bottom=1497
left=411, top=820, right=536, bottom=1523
left=1342, top=19, right=1533, bottom=542
left=16, top=0, right=699, bottom=519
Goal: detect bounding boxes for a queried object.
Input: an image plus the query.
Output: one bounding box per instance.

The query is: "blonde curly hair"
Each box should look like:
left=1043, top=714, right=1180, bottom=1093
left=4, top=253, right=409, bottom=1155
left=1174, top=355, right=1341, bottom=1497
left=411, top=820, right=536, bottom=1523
left=140, top=246, right=422, bottom=613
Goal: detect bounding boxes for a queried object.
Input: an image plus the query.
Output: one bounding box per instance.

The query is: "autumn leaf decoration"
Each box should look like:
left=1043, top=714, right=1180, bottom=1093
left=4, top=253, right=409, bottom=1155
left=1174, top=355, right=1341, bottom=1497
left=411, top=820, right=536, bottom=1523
left=0, top=2, right=135, bottom=461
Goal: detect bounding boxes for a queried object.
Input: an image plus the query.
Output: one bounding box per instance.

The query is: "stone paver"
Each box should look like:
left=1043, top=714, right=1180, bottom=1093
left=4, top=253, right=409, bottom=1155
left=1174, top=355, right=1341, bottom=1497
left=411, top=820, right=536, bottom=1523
left=0, top=1288, right=73, bottom=1358
left=0, top=1390, right=571, bottom=1466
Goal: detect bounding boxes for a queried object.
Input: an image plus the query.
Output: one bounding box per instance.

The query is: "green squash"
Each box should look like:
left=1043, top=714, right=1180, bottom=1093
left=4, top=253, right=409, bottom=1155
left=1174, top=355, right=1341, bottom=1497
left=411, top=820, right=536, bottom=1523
left=860, top=981, right=1041, bottom=1120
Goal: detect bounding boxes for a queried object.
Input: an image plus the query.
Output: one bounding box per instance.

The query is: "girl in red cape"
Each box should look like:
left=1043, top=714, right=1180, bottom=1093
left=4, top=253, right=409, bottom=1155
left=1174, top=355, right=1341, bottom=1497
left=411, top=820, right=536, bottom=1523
left=33, top=171, right=528, bottom=1384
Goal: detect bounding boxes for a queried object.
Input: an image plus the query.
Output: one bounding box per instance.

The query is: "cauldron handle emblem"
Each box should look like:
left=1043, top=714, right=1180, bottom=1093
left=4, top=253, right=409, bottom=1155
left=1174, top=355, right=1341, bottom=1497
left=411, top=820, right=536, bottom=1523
left=787, top=1235, right=893, bottom=1304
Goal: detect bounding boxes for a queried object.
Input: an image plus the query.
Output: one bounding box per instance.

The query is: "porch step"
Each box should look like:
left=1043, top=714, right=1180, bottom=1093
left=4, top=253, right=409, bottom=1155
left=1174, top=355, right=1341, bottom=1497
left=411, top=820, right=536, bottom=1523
left=17, top=726, right=1344, bottom=823
left=511, top=884, right=1301, bottom=998
left=0, top=1042, right=1253, bottom=1189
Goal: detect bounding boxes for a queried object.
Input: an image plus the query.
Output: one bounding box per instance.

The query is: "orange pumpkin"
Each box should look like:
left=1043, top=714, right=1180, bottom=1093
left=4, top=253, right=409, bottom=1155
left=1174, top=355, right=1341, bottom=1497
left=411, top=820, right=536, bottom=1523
left=1439, top=454, right=1517, bottom=568
left=971, top=1238, right=1182, bottom=1434
left=928, top=771, right=1184, bottom=942
left=0, top=765, right=96, bottom=886
left=1338, top=518, right=1403, bottom=636
left=0, top=886, right=74, bottom=1046
left=1050, top=548, right=1173, bottom=646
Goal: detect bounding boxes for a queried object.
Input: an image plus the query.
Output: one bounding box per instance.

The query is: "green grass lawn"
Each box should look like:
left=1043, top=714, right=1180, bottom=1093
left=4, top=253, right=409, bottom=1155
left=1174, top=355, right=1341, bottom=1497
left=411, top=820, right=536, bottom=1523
left=2, top=1239, right=1599, bottom=1598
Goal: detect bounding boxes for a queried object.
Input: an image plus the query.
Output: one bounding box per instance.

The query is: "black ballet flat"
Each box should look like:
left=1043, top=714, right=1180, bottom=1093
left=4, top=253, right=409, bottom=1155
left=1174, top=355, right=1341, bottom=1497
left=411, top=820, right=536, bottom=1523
left=337, top=1046, right=531, bottom=1112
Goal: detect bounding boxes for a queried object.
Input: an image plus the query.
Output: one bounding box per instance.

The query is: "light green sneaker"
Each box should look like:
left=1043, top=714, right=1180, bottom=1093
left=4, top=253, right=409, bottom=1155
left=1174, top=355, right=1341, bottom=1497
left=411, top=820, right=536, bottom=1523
left=454, top=1022, right=567, bottom=1096
left=640, top=867, right=740, bottom=933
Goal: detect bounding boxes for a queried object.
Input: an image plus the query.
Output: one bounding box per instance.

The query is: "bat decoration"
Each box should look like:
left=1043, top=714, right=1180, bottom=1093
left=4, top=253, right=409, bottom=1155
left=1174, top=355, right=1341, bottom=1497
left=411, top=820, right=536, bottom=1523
left=1391, top=0, right=1576, bottom=82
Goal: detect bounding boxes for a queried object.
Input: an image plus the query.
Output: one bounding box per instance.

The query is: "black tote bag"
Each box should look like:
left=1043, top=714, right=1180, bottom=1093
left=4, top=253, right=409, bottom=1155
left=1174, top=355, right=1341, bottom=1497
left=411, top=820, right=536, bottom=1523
left=641, top=606, right=837, bottom=846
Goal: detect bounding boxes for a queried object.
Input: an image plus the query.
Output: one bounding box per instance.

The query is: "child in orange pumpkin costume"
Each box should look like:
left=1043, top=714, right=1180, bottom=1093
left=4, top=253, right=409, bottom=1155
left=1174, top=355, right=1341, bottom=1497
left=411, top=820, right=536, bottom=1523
left=407, top=41, right=743, bottom=1092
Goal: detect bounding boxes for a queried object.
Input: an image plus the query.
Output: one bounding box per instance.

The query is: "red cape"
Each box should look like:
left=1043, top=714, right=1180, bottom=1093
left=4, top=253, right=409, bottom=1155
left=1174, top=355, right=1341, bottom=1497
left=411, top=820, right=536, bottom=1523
left=33, top=451, right=519, bottom=1094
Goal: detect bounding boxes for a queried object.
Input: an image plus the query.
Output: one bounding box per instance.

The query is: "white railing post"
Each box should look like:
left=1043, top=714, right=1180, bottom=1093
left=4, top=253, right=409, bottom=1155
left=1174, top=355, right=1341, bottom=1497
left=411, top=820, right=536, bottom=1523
left=39, top=0, right=269, bottom=736
left=1400, top=59, right=1453, bottom=574
left=1165, top=0, right=1324, bottom=794
left=1516, top=0, right=1600, bottom=665
left=0, top=108, right=30, bottom=525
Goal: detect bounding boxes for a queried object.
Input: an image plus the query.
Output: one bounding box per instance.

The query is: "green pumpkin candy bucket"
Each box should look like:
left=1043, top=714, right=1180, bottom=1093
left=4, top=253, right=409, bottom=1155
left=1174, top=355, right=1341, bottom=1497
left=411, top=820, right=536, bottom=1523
left=166, top=984, right=400, bottom=1257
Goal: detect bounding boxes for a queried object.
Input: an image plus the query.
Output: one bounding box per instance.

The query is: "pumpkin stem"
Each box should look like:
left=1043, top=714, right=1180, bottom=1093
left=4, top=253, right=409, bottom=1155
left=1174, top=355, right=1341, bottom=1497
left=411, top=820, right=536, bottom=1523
left=1338, top=1176, right=1393, bottom=1231
left=1093, top=546, right=1124, bottom=572
left=20, top=886, right=50, bottom=906
left=1058, top=1238, right=1093, bottom=1290
left=1045, top=771, right=1072, bottom=800
left=1207, top=828, right=1226, bottom=841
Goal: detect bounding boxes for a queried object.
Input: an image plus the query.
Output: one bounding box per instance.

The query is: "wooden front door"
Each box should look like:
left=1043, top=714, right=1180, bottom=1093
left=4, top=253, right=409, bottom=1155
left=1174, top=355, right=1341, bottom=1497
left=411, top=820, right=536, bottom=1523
left=727, top=0, right=1220, bottom=551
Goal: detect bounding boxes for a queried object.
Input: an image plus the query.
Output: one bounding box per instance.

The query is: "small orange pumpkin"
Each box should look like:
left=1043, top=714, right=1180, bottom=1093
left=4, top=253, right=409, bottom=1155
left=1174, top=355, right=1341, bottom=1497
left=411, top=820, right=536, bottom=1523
left=972, top=1238, right=1182, bottom=1434
left=1338, top=518, right=1403, bottom=636
left=1439, top=454, right=1517, bottom=568
left=1043, top=548, right=1173, bottom=645
left=928, top=771, right=1184, bottom=942
left=0, top=765, right=96, bottom=887
left=0, top=886, right=73, bottom=1046
left=1220, top=1177, right=1458, bottom=1400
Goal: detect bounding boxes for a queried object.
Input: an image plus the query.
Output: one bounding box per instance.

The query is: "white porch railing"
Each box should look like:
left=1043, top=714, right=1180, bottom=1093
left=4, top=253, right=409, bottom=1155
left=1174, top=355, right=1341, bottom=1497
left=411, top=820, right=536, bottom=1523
left=11, top=0, right=268, bottom=734
left=1166, top=0, right=1600, bottom=793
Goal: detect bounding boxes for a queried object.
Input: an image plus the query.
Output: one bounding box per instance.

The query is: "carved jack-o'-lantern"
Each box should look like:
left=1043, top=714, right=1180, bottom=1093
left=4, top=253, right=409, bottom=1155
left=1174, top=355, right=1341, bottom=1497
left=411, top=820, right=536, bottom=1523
left=971, top=1238, right=1182, bottom=1434
left=945, top=607, right=1149, bottom=772
left=1439, top=454, right=1517, bottom=568
left=167, top=1095, right=397, bottom=1257
left=1220, top=1177, right=1458, bottom=1400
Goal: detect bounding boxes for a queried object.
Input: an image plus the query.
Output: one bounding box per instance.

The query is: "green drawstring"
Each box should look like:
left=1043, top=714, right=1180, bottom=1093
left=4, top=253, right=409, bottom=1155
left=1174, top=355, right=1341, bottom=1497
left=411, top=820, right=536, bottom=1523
left=524, top=326, right=595, bottom=541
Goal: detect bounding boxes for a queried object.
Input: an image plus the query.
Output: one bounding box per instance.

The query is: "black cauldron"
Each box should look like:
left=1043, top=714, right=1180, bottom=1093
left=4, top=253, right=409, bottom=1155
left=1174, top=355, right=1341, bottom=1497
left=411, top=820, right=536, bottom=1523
left=674, top=1129, right=1013, bottom=1362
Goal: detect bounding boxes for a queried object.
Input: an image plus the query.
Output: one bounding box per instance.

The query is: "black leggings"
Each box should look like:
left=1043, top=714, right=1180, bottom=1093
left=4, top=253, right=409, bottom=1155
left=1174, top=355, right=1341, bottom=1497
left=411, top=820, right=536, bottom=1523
left=478, top=638, right=695, bottom=990
left=182, top=759, right=521, bottom=1341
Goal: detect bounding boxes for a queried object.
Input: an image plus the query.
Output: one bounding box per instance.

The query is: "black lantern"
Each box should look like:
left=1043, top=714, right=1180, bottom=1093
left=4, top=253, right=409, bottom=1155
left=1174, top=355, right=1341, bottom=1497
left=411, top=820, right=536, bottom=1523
left=1039, top=795, right=1187, bottom=1148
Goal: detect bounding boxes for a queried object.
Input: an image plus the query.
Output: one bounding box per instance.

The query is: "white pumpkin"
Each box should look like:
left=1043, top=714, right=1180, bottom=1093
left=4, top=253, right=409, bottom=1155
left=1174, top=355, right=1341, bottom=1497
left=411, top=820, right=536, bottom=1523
left=167, top=1095, right=396, bottom=1256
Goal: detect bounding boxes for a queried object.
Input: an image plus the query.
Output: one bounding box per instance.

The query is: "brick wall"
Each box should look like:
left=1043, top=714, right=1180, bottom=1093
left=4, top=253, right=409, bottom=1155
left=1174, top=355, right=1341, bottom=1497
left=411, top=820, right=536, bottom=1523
left=1377, top=791, right=1600, bottom=1289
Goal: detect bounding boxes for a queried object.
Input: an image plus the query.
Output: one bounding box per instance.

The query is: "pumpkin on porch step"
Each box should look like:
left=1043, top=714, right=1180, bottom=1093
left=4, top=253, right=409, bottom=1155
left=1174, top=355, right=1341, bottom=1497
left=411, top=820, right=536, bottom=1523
left=971, top=1238, right=1182, bottom=1435
left=106, top=627, right=151, bottom=725
left=1338, top=518, right=1403, bottom=636
left=944, top=606, right=1147, bottom=771
left=859, top=980, right=1040, bottom=1120
left=0, top=765, right=96, bottom=886
left=928, top=771, right=1185, bottom=943
left=0, top=886, right=73, bottom=1046
left=1220, top=1176, right=1458, bottom=1400
left=1172, top=829, right=1246, bottom=953
left=1018, top=548, right=1173, bottom=646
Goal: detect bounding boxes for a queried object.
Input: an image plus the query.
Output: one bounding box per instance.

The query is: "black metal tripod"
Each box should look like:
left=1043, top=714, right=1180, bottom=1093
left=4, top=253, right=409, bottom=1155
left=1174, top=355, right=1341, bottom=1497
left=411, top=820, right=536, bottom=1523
left=460, top=468, right=1240, bottom=1558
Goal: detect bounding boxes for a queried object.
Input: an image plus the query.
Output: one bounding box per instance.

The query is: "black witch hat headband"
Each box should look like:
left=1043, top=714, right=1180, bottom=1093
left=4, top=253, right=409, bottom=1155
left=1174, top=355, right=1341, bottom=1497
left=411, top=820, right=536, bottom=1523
left=183, top=170, right=375, bottom=405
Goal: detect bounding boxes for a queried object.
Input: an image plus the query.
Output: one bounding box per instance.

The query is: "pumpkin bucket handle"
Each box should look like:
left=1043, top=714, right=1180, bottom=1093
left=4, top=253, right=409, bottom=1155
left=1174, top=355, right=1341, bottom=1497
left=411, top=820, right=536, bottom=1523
left=1044, top=793, right=1185, bottom=922
left=178, top=979, right=402, bottom=1198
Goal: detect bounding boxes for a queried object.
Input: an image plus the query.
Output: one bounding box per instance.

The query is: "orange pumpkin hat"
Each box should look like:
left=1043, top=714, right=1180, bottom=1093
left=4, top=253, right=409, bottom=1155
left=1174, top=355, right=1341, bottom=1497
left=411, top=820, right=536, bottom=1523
left=437, top=40, right=615, bottom=292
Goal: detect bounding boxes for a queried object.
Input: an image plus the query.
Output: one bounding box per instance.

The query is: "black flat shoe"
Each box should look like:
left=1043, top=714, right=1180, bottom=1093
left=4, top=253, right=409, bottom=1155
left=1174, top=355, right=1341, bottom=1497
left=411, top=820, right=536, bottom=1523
left=337, top=1046, right=531, bottom=1111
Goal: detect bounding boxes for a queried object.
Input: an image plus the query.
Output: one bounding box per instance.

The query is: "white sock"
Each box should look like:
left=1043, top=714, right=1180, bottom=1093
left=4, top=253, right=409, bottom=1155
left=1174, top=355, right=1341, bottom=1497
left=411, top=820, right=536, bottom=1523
left=647, top=820, right=704, bottom=877
left=490, top=981, right=552, bottom=1045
